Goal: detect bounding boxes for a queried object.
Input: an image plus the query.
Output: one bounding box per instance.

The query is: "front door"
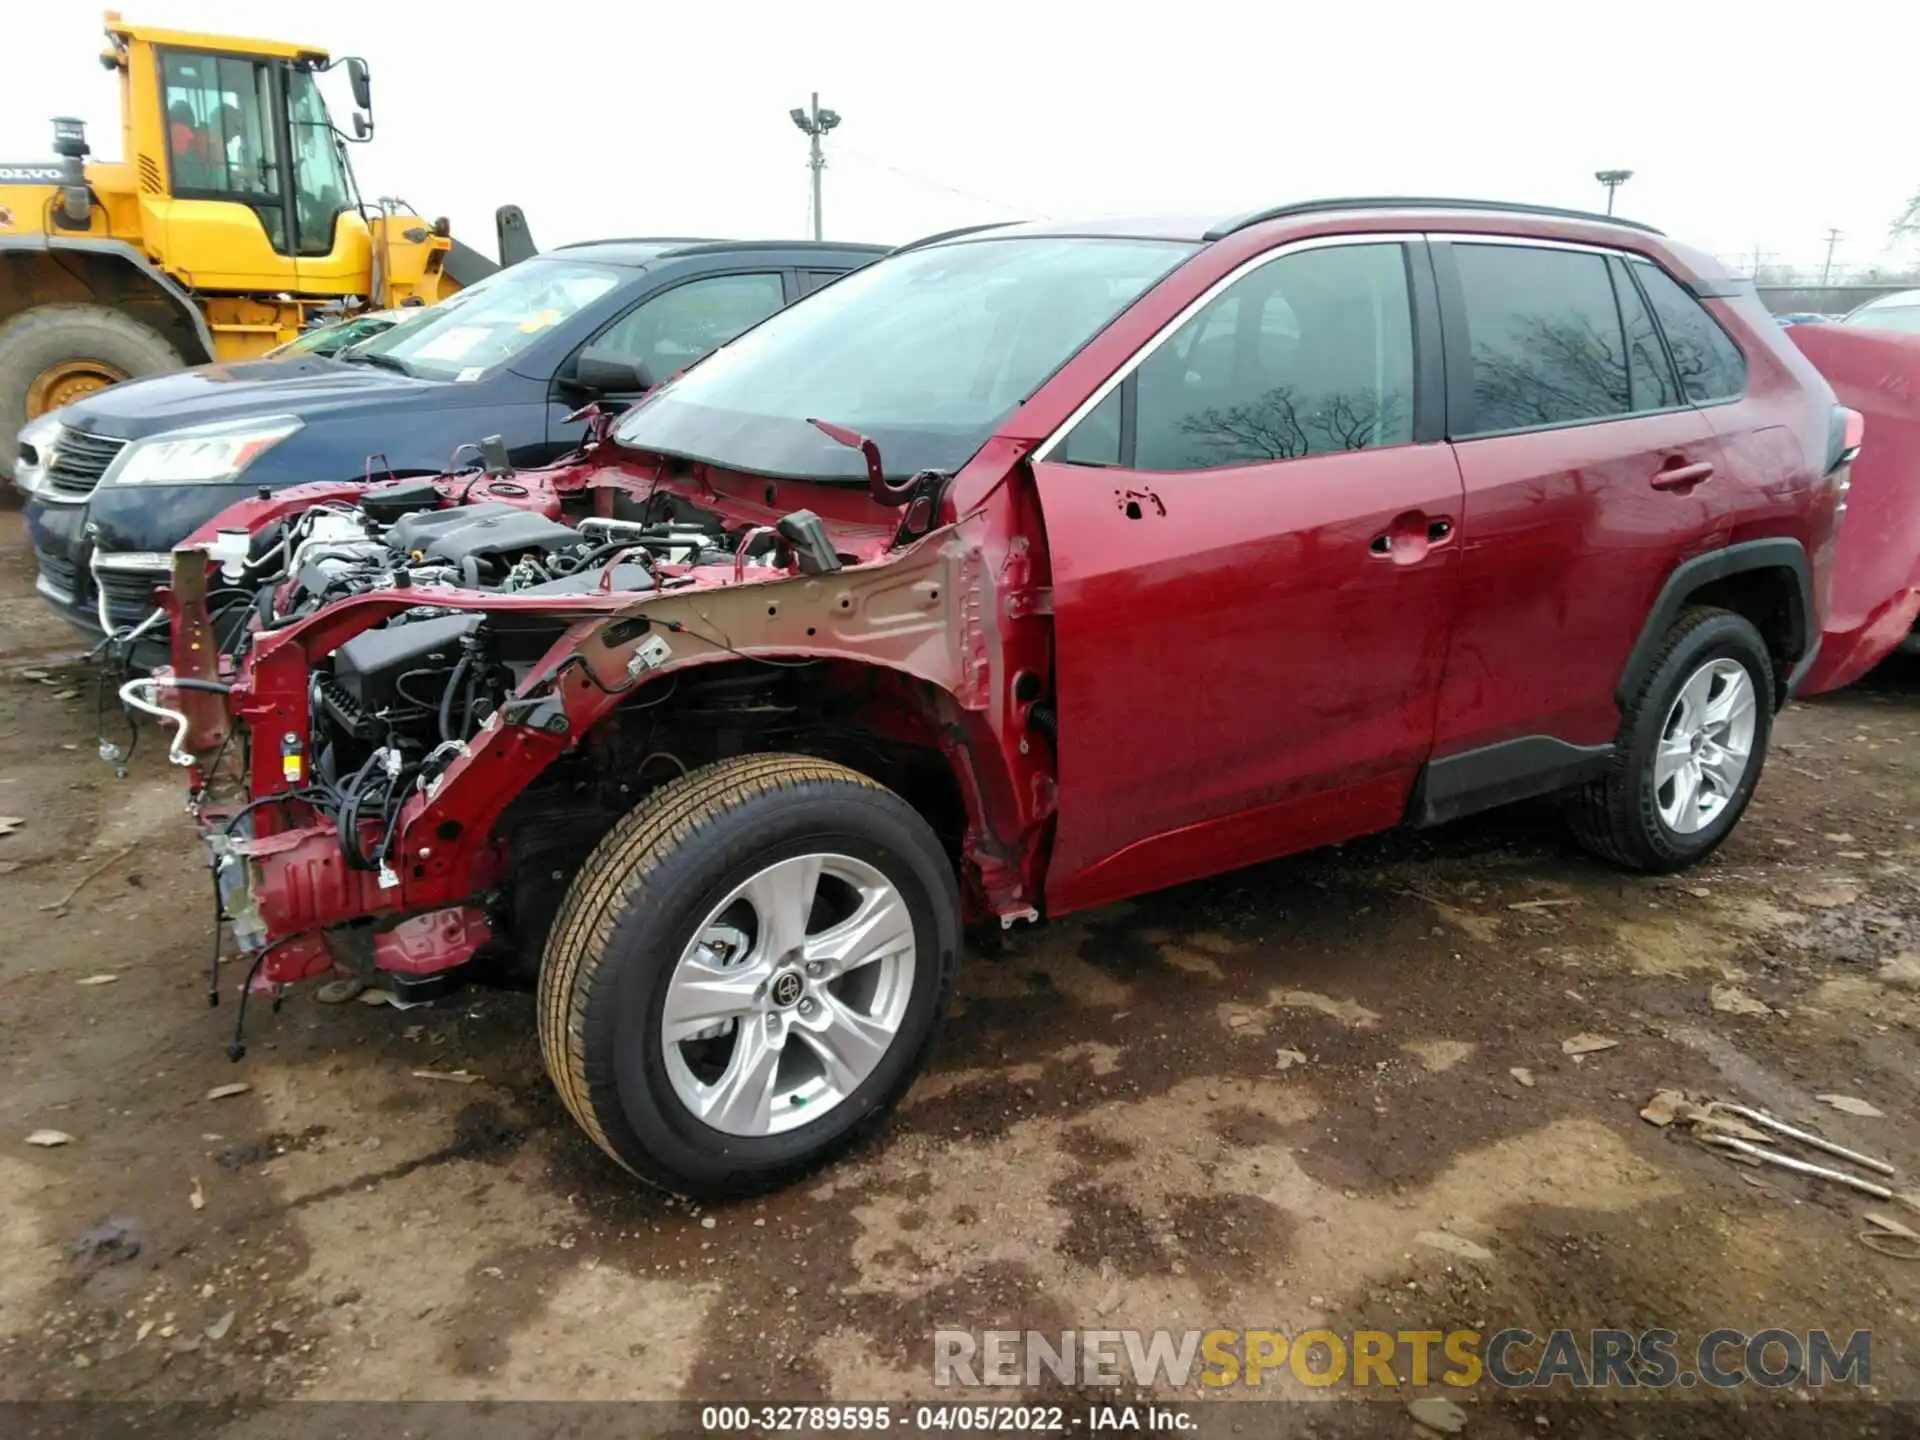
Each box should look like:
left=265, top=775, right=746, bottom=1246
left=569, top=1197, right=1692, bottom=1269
left=1032, top=239, right=1466, bottom=913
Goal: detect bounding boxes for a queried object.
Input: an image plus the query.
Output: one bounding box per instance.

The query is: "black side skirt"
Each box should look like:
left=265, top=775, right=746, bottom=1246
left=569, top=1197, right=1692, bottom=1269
left=1408, top=735, right=1614, bottom=828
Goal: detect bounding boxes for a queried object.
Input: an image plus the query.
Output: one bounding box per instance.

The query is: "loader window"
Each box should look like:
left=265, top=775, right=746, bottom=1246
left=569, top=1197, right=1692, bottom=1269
left=288, top=70, right=355, bottom=255
left=162, top=51, right=285, bottom=249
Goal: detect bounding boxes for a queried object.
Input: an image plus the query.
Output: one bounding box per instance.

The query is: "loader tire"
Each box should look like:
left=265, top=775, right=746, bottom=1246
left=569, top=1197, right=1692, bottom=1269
left=538, top=754, right=959, bottom=1197
left=0, top=304, right=184, bottom=486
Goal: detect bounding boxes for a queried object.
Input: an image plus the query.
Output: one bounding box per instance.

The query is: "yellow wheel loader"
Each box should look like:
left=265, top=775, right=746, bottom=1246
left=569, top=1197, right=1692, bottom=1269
left=0, top=12, right=533, bottom=473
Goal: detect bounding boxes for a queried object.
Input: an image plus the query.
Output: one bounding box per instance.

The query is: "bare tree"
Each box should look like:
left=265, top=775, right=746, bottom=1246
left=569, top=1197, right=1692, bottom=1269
left=1893, top=189, right=1920, bottom=240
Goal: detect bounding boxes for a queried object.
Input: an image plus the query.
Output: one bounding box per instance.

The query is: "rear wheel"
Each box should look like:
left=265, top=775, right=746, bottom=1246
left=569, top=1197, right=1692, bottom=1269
left=537, top=755, right=960, bottom=1196
left=1565, top=607, right=1774, bottom=872
left=0, top=304, right=184, bottom=482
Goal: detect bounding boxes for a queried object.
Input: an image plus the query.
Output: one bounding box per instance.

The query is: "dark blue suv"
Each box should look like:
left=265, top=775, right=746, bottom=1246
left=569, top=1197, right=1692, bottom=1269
left=16, top=238, right=883, bottom=641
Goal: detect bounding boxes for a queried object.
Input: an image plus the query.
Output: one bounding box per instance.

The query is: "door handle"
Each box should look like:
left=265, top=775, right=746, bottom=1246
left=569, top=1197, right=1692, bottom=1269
left=1651, top=459, right=1714, bottom=491
left=1370, top=513, right=1455, bottom=561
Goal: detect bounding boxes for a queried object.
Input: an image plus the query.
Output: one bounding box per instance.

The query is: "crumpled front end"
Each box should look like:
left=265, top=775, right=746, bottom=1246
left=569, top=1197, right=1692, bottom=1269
left=137, top=447, right=1056, bottom=1017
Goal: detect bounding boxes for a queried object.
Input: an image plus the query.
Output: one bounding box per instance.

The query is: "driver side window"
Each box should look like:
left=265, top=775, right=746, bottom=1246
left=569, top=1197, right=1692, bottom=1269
left=595, top=273, right=786, bottom=382
left=162, top=51, right=285, bottom=250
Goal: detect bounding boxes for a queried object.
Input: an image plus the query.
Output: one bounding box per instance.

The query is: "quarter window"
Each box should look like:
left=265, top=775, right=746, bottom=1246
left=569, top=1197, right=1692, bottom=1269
left=1454, top=244, right=1629, bottom=436
left=1631, top=260, right=1747, bottom=403
left=596, top=273, right=787, bottom=381
left=1061, top=242, right=1415, bottom=471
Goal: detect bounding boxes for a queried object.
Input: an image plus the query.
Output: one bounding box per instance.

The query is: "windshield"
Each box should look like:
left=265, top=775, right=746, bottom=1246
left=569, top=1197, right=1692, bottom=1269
left=270, top=313, right=397, bottom=358
left=351, top=259, right=624, bottom=379
left=1844, top=304, right=1920, bottom=335
left=612, top=236, right=1197, bottom=480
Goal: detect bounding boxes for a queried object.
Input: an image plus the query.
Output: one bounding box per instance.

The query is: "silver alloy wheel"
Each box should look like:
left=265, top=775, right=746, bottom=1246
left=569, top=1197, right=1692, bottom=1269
left=661, top=852, right=916, bottom=1137
left=1655, top=657, right=1758, bottom=835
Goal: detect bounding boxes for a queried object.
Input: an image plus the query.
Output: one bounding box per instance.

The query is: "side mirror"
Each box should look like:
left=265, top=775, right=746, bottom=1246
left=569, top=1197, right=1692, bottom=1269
left=572, top=347, right=652, bottom=396
left=352, top=113, right=371, bottom=141
left=346, top=58, right=372, bottom=112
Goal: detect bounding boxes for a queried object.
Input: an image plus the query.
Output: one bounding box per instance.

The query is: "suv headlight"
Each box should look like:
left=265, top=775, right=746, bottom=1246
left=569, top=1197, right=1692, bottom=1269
left=103, top=415, right=303, bottom=486
left=13, top=413, right=63, bottom=498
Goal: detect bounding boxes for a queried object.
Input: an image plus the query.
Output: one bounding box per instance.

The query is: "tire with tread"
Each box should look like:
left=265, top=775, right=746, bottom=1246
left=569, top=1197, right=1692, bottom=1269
left=0, top=303, right=184, bottom=481
left=1565, top=606, right=1774, bottom=872
left=537, top=753, right=960, bottom=1196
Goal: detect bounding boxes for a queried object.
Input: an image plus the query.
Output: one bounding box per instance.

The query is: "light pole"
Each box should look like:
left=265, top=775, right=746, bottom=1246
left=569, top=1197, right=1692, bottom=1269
left=1595, top=169, right=1634, bottom=216
left=789, top=94, right=841, bottom=241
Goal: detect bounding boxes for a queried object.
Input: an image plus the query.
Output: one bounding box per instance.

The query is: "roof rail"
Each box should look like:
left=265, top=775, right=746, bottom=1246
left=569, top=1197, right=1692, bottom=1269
left=1204, top=197, right=1664, bottom=242
left=888, top=221, right=1016, bottom=256
left=554, top=236, right=716, bottom=250
left=655, top=239, right=888, bottom=258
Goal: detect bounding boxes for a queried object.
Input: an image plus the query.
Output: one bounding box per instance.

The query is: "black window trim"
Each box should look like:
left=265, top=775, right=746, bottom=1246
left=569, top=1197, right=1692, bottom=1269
left=1625, top=254, right=1749, bottom=410
left=1430, top=233, right=1711, bottom=443
left=1605, top=253, right=1685, bottom=415
left=1035, top=231, right=1440, bottom=472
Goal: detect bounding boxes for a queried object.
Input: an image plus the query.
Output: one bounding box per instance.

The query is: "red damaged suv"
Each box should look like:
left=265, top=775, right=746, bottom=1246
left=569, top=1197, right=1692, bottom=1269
left=141, top=198, right=1855, bottom=1195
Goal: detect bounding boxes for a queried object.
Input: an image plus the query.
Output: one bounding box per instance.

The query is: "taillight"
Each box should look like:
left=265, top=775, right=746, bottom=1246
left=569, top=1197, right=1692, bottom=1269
left=1827, top=404, right=1864, bottom=474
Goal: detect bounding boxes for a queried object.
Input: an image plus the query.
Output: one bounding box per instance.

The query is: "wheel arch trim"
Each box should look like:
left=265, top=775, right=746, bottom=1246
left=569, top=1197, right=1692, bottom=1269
left=1616, top=538, right=1812, bottom=711
left=0, top=235, right=217, bottom=362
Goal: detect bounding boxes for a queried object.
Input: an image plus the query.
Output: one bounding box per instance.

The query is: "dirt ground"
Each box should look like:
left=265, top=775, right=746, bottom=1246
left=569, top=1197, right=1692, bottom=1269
left=0, top=503, right=1916, bottom=1438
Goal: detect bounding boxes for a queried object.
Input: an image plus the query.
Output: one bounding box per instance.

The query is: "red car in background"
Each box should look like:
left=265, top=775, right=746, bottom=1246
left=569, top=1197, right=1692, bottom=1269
left=1788, top=322, right=1920, bottom=693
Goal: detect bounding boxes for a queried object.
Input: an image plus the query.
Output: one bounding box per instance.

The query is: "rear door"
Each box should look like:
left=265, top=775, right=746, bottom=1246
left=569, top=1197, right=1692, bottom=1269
left=1425, top=238, right=1723, bottom=791
left=1032, top=238, right=1466, bottom=913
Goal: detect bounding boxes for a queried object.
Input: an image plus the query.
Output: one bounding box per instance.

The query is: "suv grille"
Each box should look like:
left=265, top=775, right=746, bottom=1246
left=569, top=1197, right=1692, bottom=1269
left=34, top=549, right=78, bottom=598
left=96, top=569, right=165, bottom=625
left=45, top=429, right=128, bottom=498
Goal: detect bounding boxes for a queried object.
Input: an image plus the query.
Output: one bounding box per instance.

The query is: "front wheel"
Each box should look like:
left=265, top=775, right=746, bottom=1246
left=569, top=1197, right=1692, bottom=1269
left=537, top=755, right=960, bottom=1196
left=1565, top=606, right=1775, bottom=872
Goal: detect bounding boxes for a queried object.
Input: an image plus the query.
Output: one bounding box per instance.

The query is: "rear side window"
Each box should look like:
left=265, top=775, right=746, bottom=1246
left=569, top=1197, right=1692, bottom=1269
left=1631, top=260, right=1747, bottom=403
left=1453, top=244, right=1629, bottom=436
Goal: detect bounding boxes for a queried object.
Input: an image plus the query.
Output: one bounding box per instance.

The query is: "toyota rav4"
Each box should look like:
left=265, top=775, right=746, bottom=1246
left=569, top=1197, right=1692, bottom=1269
left=133, top=198, right=1856, bottom=1197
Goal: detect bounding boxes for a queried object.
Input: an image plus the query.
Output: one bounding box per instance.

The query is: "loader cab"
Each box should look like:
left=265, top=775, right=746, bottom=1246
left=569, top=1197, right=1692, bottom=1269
left=154, top=47, right=363, bottom=262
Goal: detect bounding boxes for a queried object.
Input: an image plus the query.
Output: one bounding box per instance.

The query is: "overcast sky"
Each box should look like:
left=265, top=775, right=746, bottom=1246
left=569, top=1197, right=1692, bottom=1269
left=8, top=0, right=1918, bottom=274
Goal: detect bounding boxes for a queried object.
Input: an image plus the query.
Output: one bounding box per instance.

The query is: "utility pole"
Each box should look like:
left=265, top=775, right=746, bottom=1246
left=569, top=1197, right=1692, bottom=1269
left=1595, top=168, right=1633, bottom=215
left=789, top=94, right=841, bottom=241
left=1821, top=228, right=1842, bottom=287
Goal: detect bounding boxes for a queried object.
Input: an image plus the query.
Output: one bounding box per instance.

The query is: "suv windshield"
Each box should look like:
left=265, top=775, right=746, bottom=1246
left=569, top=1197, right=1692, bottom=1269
left=612, top=236, right=1196, bottom=481
left=350, top=259, right=624, bottom=380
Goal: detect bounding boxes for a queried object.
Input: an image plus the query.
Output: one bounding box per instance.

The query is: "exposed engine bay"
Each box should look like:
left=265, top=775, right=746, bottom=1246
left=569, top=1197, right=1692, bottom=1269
left=219, top=486, right=790, bottom=891
left=117, top=434, right=1050, bottom=1085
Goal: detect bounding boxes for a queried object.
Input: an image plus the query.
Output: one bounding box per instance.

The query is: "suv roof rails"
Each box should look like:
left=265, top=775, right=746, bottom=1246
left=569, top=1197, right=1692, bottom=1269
left=555, top=236, right=716, bottom=248
left=555, top=237, right=887, bottom=257
left=889, top=221, right=1016, bottom=255
left=1204, top=197, right=1664, bottom=242
left=656, top=239, right=888, bottom=257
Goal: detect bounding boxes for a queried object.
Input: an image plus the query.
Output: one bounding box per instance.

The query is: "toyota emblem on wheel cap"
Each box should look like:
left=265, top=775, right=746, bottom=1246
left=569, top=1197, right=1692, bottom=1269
left=770, top=970, right=805, bottom=1008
